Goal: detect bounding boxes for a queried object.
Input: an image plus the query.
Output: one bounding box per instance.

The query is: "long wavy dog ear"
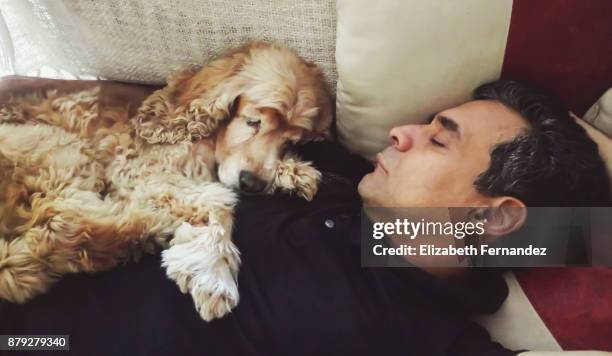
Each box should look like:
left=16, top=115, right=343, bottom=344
left=297, top=63, right=334, bottom=143
left=134, top=45, right=252, bottom=144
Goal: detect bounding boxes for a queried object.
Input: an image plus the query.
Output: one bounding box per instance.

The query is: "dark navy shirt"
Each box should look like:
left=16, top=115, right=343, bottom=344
left=0, top=142, right=516, bottom=356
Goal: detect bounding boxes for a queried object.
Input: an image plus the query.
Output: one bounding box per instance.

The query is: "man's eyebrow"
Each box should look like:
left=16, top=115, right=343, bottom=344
left=437, top=115, right=460, bottom=135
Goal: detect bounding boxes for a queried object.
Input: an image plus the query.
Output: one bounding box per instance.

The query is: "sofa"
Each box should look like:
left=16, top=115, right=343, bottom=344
left=0, top=0, right=611, bottom=353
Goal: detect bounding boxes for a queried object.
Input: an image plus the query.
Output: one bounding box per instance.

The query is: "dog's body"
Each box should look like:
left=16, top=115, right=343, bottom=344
left=0, top=42, right=331, bottom=320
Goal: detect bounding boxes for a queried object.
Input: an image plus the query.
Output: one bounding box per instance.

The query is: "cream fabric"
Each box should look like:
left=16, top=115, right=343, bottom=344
left=475, top=273, right=562, bottom=352
left=584, top=88, right=612, bottom=137
left=0, top=0, right=337, bottom=87
left=335, top=0, right=513, bottom=159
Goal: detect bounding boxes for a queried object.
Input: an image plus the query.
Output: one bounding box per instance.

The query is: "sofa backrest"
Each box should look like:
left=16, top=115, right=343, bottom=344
left=0, top=0, right=338, bottom=87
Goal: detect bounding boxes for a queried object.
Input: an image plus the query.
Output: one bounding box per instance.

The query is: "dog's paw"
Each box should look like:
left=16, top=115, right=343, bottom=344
left=162, top=243, right=194, bottom=293
left=162, top=226, right=240, bottom=321
left=292, top=162, right=321, bottom=201
left=189, top=265, right=239, bottom=321
left=275, top=159, right=321, bottom=201
left=162, top=244, right=239, bottom=320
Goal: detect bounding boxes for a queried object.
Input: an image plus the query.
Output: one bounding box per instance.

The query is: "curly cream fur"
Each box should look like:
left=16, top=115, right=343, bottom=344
left=273, top=154, right=322, bottom=201
left=0, top=42, right=331, bottom=320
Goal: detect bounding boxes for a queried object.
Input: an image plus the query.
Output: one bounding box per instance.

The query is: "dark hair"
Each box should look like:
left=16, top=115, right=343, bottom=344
left=472, top=80, right=610, bottom=206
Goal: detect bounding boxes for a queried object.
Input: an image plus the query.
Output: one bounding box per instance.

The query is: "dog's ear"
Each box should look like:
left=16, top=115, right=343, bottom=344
left=134, top=45, right=252, bottom=144
left=133, top=70, right=194, bottom=144
left=297, top=101, right=333, bottom=143
left=299, top=65, right=333, bottom=143
left=310, top=104, right=333, bottom=142
left=228, top=95, right=243, bottom=119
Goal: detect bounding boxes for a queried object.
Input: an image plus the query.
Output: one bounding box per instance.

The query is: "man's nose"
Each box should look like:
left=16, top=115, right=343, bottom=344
left=389, top=125, right=419, bottom=151
left=239, top=170, right=267, bottom=193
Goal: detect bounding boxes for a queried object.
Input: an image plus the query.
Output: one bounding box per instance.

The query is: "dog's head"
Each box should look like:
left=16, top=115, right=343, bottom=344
left=214, top=42, right=332, bottom=193
left=136, top=42, right=332, bottom=194
left=214, top=94, right=316, bottom=193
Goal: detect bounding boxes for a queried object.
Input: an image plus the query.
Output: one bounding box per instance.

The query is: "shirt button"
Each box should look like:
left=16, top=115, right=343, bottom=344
left=324, top=219, right=335, bottom=229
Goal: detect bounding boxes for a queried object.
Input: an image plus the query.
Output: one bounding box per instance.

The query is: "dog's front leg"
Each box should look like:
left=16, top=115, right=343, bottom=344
left=162, top=208, right=239, bottom=321
left=273, top=154, right=322, bottom=201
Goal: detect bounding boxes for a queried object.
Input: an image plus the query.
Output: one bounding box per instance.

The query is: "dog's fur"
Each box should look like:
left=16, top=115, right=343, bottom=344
left=0, top=42, right=332, bottom=320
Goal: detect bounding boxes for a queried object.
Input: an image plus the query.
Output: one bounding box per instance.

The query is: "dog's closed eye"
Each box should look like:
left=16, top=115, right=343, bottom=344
left=246, top=117, right=261, bottom=130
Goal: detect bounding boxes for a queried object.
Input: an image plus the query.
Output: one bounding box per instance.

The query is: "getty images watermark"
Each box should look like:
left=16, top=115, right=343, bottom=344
left=361, top=207, right=612, bottom=268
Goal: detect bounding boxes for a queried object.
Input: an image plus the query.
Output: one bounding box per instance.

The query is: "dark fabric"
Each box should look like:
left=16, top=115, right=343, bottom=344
left=0, top=142, right=516, bottom=356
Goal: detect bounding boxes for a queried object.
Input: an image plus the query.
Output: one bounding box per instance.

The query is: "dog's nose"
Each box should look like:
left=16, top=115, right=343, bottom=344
left=239, top=171, right=267, bottom=193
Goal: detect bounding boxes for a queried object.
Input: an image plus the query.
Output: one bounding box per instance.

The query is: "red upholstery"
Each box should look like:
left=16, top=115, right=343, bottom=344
left=501, top=0, right=612, bottom=115
left=501, top=0, right=612, bottom=351
left=515, top=268, right=612, bottom=351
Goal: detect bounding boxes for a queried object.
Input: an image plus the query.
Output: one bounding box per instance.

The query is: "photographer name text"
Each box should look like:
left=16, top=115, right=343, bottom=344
left=373, top=244, right=547, bottom=257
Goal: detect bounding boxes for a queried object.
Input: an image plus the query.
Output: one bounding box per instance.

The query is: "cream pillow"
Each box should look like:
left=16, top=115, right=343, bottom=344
left=583, top=88, right=612, bottom=137
left=335, top=0, right=513, bottom=159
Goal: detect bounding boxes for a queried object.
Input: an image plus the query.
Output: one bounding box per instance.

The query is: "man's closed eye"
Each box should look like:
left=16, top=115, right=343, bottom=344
left=430, top=137, right=446, bottom=148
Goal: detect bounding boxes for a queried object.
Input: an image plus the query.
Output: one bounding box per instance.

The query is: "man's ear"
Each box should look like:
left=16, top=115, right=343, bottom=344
left=476, top=197, right=527, bottom=237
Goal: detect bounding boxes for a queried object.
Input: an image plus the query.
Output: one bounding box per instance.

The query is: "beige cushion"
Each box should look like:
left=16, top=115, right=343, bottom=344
left=583, top=88, right=612, bottom=137
left=335, top=0, right=513, bottom=159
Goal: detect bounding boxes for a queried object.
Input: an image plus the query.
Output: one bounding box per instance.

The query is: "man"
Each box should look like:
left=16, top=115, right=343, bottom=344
left=359, top=80, right=610, bottom=270
left=0, top=79, right=609, bottom=355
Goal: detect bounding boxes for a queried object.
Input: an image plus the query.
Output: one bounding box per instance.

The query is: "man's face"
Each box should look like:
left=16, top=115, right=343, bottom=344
left=358, top=100, right=529, bottom=207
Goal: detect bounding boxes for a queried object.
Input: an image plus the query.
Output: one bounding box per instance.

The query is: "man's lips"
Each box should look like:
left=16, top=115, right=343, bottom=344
left=375, top=153, right=388, bottom=174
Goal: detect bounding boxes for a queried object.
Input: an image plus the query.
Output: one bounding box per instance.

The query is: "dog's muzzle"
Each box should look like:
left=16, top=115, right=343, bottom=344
left=239, top=170, right=267, bottom=194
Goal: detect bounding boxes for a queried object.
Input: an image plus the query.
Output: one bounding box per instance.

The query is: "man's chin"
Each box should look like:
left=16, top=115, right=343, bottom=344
left=357, top=175, right=378, bottom=205
left=357, top=175, right=369, bottom=196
